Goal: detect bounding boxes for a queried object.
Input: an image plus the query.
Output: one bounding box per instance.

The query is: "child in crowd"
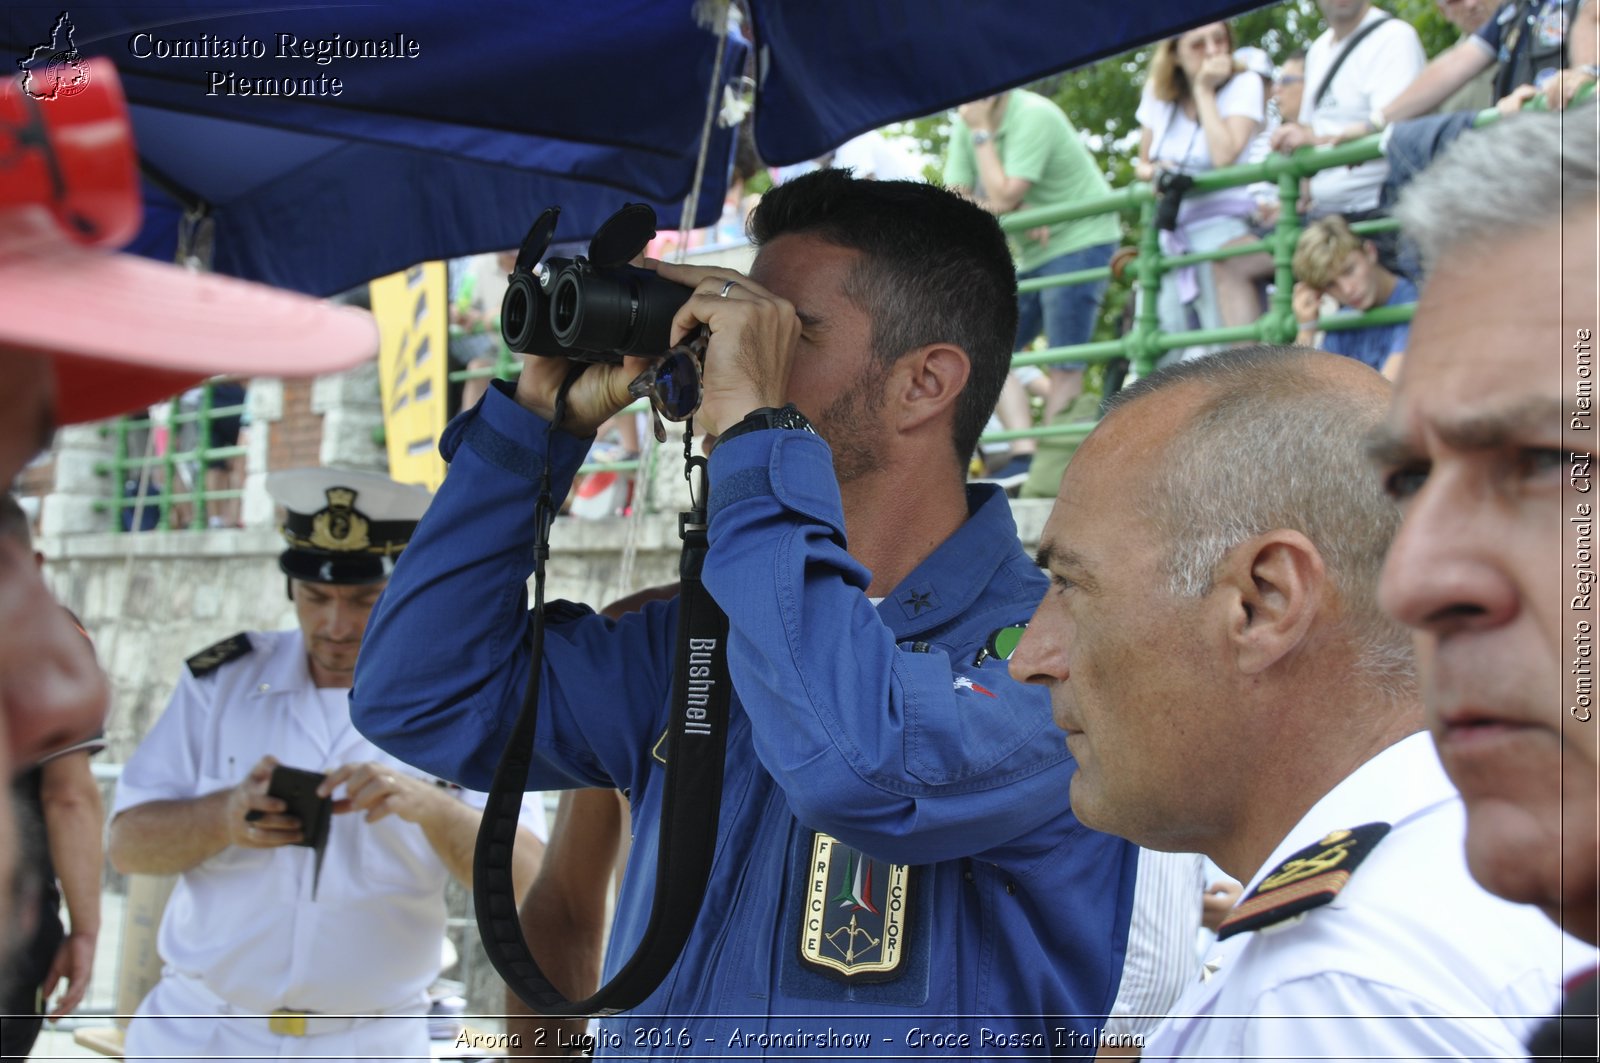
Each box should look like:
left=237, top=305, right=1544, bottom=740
left=1292, top=214, right=1416, bottom=379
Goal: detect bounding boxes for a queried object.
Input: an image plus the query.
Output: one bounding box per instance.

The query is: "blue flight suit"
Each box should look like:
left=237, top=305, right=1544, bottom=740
left=351, top=381, right=1136, bottom=1056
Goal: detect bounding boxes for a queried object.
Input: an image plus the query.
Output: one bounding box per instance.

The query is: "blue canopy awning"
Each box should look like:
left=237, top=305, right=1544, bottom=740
left=2, top=0, right=1270, bottom=296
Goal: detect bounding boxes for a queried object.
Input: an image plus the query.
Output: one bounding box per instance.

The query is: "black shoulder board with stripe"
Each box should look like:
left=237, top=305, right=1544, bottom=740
left=1216, top=822, right=1392, bottom=941
left=186, top=633, right=253, bottom=678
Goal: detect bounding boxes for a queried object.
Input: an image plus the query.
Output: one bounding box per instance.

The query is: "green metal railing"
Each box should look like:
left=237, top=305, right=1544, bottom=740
left=1002, top=90, right=1594, bottom=451
left=997, top=133, right=1406, bottom=451
left=96, top=382, right=246, bottom=531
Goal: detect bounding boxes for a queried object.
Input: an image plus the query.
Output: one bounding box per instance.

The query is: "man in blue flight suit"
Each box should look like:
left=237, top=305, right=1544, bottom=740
left=351, top=169, right=1137, bottom=1054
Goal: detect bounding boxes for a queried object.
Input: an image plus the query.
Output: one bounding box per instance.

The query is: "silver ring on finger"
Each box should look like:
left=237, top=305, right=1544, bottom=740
left=718, top=279, right=737, bottom=299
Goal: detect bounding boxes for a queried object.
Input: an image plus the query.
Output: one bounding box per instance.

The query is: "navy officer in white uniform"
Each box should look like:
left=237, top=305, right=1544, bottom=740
left=1008, top=347, right=1591, bottom=1060
left=109, top=467, right=548, bottom=1061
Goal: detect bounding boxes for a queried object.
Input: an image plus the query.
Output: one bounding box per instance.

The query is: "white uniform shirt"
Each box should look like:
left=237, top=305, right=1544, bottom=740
left=1299, top=6, right=1426, bottom=214
left=1144, top=733, right=1593, bottom=1062
left=113, top=629, right=548, bottom=1015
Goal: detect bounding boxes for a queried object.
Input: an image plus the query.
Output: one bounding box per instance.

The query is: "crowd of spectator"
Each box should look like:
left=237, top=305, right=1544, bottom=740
left=105, top=0, right=1595, bottom=521
left=478, top=0, right=1572, bottom=499
left=408, top=0, right=1597, bottom=501
left=932, top=0, right=1595, bottom=487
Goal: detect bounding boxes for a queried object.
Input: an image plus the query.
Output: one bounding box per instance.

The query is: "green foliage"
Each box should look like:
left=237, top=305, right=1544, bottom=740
left=745, top=169, right=774, bottom=197
left=903, top=0, right=1464, bottom=342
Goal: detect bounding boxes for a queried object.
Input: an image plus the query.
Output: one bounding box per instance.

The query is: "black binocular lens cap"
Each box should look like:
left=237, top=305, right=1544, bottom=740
left=588, top=203, right=658, bottom=269
left=515, top=207, right=561, bottom=273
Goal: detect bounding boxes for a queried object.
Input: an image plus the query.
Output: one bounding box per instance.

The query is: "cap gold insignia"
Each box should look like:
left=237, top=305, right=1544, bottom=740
left=283, top=487, right=373, bottom=553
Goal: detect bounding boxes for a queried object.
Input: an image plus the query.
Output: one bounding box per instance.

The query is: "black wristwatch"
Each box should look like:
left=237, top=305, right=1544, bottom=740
left=715, top=403, right=816, bottom=445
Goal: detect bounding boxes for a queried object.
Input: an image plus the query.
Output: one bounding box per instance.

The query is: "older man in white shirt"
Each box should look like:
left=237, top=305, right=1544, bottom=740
left=1373, top=110, right=1600, bottom=1057
left=1009, top=344, right=1590, bottom=1060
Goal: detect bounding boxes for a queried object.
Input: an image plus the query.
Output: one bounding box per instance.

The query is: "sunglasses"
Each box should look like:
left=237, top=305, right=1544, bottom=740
left=628, top=327, right=707, bottom=441
left=972, top=624, right=1027, bottom=667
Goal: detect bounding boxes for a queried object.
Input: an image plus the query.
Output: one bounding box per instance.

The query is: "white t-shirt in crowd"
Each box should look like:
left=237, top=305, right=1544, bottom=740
left=1299, top=6, right=1425, bottom=214
left=1136, top=72, right=1264, bottom=222
left=831, top=130, right=928, bottom=181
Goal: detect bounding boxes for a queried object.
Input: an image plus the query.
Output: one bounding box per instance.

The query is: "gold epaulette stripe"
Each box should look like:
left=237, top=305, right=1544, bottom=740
left=1219, top=869, right=1351, bottom=929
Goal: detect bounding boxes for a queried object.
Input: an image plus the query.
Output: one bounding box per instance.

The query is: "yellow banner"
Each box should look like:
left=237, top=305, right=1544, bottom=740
left=372, top=262, right=449, bottom=491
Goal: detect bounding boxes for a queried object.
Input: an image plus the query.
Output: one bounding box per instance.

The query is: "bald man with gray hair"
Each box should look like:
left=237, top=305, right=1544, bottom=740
left=1103, top=349, right=1417, bottom=701
left=1009, top=344, right=1585, bottom=1058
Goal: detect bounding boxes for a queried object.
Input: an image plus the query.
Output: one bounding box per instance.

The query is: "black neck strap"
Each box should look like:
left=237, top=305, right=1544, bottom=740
left=1313, top=13, right=1391, bottom=110
left=473, top=371, right=732, bottom=1016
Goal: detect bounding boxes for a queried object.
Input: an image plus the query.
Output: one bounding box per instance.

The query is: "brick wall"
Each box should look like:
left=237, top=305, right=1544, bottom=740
left=266, top=377, right=325, bottom=472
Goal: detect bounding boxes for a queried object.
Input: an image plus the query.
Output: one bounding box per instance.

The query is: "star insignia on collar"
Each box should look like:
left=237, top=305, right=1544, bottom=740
left=906, top=590, right=934, bottom=615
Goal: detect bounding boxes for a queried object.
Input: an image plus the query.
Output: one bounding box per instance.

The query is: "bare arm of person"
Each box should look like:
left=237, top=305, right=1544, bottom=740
left=1373, top=41, right=1493, bottom=127
left=1135, top=126, right=1158, bottom=182
left=38, top=751, right=102, bottom=1017
left=1574, top=0, right=1598, bottom=67
left=506, top=789, right=628, bottom=1056
left=1544, top=1, right=1599, bottom=108
left=108, top=754, right=299, bottom=875
left=960, top=97, right=1034, bottom=213
left=1192, top=60, right=1261, bottom=167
